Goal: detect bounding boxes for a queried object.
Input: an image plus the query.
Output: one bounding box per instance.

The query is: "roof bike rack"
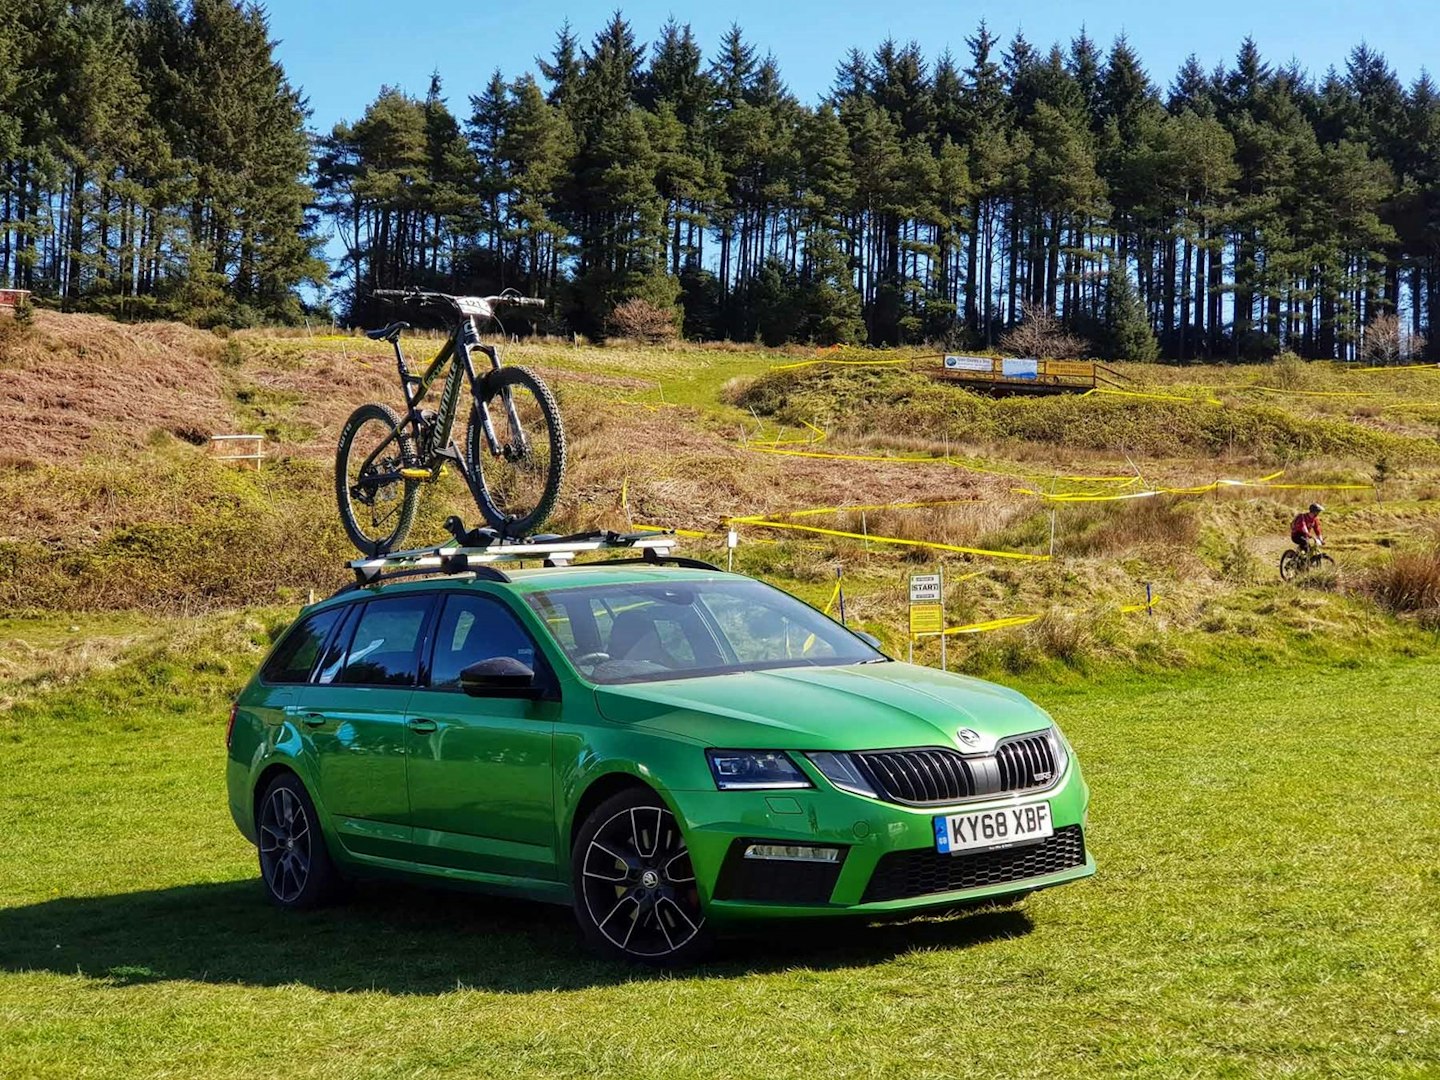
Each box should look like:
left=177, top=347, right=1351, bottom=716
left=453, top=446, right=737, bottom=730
left=345, top=529, right=688, bottom=588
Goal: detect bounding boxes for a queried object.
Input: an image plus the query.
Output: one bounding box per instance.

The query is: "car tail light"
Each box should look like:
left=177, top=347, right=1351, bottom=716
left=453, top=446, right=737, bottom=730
left=225, top=702, right=238, bottom=749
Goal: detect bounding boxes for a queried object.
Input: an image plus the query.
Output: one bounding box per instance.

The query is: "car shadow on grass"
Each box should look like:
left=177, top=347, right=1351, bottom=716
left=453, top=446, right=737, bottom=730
left=0, top=878, right=1033, bottom=993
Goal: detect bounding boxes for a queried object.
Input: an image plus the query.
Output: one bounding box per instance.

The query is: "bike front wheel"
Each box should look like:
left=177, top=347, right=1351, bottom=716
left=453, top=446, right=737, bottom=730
left=335, top=402, right=420, bottom=556
left=467, top=366, right=566, bottom=537
left=1279, top=549, right=1299, bottom=581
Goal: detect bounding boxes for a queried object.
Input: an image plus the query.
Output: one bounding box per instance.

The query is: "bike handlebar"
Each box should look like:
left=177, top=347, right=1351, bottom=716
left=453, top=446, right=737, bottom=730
left=371, top=287, right=544, bottom=314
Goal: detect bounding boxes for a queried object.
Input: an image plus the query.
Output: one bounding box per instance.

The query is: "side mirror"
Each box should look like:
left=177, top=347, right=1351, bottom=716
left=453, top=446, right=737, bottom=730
left=854, top=631, right=883, bottom=650
left=458, top=657, right=541, bottom=699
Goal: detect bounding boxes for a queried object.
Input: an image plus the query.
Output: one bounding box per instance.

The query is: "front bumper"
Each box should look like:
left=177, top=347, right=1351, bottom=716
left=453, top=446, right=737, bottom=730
left=675, top=759, right=1093, bottom=922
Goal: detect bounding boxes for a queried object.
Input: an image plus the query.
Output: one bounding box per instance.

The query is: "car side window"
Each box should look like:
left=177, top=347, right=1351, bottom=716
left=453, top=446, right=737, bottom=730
left=337, top=595, right=434, bottom=687
left=262, top=609, right=343, bottom=684
left=427, top=594, right=542, bottom=690
left=314, top=603, right=361, bottom=685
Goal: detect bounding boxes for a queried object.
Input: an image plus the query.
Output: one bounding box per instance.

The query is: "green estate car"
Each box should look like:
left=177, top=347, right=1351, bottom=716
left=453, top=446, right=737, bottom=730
left=226, top=562, right=1094, bottom=964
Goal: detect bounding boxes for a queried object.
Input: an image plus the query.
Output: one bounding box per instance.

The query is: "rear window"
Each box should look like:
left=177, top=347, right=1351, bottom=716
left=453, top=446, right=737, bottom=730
left=262, top=609, right=343, bottom=684
left=337, top=595, right=434, bottom=687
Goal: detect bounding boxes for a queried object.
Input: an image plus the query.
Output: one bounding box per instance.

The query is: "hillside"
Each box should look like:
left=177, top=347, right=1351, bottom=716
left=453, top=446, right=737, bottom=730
left=1, top=310, right=1438, bottom=675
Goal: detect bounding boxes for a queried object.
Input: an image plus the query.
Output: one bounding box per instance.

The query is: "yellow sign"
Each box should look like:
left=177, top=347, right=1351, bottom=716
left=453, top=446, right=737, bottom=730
left=909, top=601, right=944, bottom=635
left=1045, top=360, right=1094, bottom=378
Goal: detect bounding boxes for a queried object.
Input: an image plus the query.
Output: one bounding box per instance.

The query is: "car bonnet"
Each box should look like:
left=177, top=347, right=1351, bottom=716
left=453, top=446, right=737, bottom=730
left=593, top=661, right=1052, bottom=752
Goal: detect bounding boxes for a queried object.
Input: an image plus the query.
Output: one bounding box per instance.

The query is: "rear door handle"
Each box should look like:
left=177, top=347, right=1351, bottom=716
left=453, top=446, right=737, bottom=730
left=299, top=712, right=328, bottom=727
left=407, top=717, right=438, bottom=734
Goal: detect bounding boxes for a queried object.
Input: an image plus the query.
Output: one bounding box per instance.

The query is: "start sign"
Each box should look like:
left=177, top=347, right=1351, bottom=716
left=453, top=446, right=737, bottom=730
left=908, top=573, right=944, bottom=636
left=909, top=574, right=941, bottom=603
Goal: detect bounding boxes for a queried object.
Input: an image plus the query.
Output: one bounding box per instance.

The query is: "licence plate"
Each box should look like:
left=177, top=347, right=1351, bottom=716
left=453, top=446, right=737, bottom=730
left=934, top=801, right=1053, bottom=855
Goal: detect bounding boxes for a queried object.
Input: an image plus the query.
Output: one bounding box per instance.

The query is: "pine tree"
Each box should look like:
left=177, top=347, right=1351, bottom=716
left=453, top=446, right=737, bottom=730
left=1103, top=267, right=1159, bottom=359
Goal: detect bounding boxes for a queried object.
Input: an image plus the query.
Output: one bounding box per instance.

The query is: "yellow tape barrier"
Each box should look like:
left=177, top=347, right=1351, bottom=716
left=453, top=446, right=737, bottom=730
left=1349, top=362, right=1440, bottom=373
left=938, top=596, right=1164, bottom=637
left=772, top=357, right=914, bottom=371
left=1014, top=468, right=1371, bottom=503
left=1082, top=387, right=1223, bottom=406
left=729, top=514, right=1049, bottom=562
left=745, top=443, right=1140, bottom=486
left=1248, top=385, right=1375, bottom=398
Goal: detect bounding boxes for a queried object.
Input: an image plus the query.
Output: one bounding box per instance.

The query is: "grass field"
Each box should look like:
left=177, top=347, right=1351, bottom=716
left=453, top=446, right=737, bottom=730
left=1, top=618, right=1436, bottom=1079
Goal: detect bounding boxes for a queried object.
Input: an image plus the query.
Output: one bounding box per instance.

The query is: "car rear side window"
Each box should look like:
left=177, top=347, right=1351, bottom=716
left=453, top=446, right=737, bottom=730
left=427, top=594, right=541, bottom=690
left=262, top=609, right=343, bottom=684
left=337, top=595, right=434, bottom=686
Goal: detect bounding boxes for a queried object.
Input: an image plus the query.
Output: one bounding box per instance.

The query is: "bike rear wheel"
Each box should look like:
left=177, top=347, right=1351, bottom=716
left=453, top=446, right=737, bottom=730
left=466, top=366, right=566, bottom=537
left=336, top=402, right=420, bottom=555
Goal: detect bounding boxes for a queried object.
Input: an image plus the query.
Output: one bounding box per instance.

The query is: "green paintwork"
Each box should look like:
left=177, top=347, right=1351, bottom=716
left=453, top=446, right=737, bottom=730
left=227, top=566, right=1094, bottom=923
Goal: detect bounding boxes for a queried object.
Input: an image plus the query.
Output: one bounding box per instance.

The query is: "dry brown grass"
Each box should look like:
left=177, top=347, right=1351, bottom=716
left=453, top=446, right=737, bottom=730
left=1363, top=542, right=1440, bottom=616
left=0, top=311, right=229, bottom=460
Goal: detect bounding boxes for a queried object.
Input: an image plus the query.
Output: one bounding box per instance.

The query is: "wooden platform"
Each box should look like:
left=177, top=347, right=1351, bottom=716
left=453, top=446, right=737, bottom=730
left=930, top=355, right=1130, bottom=395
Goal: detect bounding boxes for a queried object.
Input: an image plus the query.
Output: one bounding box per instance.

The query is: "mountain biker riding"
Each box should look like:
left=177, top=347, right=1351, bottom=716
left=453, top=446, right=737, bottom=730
left=1290, top=503, right=1325, bottom=555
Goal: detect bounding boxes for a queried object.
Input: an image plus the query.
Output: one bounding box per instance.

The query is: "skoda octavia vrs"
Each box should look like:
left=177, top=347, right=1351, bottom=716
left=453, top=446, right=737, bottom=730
left=226, top=564, right=1094, bottom=964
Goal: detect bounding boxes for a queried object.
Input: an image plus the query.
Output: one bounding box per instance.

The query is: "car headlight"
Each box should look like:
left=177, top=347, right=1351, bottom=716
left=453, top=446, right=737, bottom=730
left=706, top=750, right=811, bottom=791
left=1047, top=725, right=1070, bottom=778
left=804, top=751, right=878, bottom=798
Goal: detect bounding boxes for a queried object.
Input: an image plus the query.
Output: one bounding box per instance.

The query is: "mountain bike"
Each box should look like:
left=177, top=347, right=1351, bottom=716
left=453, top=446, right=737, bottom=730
left=335, top=288, right=565, bottom=555
left=1279, top=544, right=1336, bottom=581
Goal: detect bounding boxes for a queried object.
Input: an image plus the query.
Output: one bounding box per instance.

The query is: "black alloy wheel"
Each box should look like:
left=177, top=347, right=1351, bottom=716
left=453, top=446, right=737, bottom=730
left=257, top=773, right=338, bottom=910
left=572, top=789, right=709, bottom=965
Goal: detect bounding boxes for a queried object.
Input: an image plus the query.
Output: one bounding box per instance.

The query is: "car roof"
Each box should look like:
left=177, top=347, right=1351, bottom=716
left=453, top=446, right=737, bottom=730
left=309, top=562, right=730, bottom=613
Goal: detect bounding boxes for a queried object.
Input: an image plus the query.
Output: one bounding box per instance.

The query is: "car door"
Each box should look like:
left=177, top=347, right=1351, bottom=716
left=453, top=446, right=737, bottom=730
left=405, top=591, right=559, bottom=881
left=302, top=592, right=436, bottom=862
left=253, top=606, right=347, bottom=731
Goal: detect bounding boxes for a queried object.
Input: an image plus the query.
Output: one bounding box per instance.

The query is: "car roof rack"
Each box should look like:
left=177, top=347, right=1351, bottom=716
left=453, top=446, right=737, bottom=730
left=344, top=529, right=715, bottom=589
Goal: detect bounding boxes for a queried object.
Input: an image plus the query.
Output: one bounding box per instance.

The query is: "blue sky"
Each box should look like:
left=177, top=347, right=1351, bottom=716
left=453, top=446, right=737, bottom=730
left=267, top=0, right=1438, bottom=135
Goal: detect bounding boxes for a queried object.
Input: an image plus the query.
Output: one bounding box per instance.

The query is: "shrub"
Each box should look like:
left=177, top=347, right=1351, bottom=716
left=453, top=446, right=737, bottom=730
left=608, top=298, right=678, bottom=344
left=1363, top=544, right=1440, bottom=615
left=999, top=301, right=1091, bottom=359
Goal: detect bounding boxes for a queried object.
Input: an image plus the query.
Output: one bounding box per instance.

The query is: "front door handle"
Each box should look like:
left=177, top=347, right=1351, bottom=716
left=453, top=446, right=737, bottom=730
left=407, top=717, right=438, bottom=734
left=299, top=711, right=328, bottom=727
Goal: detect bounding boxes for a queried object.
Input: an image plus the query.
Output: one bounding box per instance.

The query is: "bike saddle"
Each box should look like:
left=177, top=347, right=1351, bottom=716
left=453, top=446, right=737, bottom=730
left=365, top=321, right=410, bottom=342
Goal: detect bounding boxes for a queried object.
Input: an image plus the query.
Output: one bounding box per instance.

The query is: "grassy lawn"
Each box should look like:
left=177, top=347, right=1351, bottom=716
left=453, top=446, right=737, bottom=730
left=1, top=622, right=1436, bottom=1078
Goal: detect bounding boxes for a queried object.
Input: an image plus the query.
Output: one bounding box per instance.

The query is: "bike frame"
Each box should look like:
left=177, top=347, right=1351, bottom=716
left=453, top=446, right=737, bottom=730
left=354, top=315, right=528, bottom=511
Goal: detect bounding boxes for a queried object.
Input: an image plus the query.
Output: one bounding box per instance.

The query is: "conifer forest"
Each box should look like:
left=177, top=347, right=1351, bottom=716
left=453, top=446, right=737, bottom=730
left=3, top=3, right=1438, bottom=359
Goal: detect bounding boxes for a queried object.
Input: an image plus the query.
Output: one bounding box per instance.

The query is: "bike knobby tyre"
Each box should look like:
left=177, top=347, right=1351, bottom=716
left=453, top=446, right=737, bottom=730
left=335, top=402, right=420, bottom=556
left=1278, top=549, right=1299, bottom=581
left=467, top=366, right=566, bottom=537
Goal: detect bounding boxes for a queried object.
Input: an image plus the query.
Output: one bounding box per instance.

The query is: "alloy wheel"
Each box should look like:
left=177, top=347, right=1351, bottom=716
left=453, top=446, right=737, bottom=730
left=580, top=805, right=704, bottom=958
left=259, top=785, right=312, bottom=904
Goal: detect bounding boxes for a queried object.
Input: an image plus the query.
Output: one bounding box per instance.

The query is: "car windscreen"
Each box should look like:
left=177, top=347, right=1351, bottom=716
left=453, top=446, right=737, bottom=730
left=524, top=578, right=885, bottom=684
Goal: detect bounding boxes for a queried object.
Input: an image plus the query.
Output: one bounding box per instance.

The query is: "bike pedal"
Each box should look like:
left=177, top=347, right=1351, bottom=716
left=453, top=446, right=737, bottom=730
left=400, top=467, right=431, bottom=480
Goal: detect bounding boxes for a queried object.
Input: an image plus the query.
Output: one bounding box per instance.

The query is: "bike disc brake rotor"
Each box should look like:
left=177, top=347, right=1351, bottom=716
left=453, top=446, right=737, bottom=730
left=348, top=427, right=406, bottom=534
left=483, top=386, right=551, bottom=515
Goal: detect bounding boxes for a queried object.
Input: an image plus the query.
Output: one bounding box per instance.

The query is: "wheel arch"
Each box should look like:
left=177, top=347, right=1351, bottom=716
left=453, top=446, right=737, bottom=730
left=252, top=761, right=307, bottom=831
left=567, top=770, right=671, bottom=854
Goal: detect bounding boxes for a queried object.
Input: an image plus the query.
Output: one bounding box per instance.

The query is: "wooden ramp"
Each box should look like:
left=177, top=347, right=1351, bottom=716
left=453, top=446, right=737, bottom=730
left=929, top=355, right=1131, bottom=396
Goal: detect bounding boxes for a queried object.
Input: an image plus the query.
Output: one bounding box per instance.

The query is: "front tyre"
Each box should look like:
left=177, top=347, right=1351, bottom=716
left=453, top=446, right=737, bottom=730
left=571, top=788, right=710, bottom=966
left=467, top=366, right=565, bottom=538
left=336, top=402, right=420, bottom=556
left=1279, top=549, right=1299, bottom=581
left=257, top=773, right=340, bottom=911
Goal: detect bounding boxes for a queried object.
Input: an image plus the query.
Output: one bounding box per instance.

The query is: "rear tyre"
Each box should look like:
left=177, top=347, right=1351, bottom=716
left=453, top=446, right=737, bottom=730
left=571, top=788, right=710, bottom=966
left=336, top=402, right=420, bottom=556
left=1279, top=549, right=1299, bottom=581
left=467, top=366, right=565, bottom=538
left=257, top=773, right=339, bottom=911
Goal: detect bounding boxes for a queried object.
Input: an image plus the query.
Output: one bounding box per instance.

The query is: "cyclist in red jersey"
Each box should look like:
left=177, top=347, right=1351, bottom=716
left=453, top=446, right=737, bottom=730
left=1290, top=503, right=1325, bottom=555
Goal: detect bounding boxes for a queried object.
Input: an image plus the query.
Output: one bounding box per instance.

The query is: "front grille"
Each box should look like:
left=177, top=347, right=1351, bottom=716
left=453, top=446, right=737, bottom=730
left=712, top=841, right=847, bottom=904
left=857, top=748, right=975, bottom=804
left=994, top=733, right=1060, bottom=793
left=855, top=732, right=1060, bottom=806
left=861, top=825, right=1085, bottom=903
